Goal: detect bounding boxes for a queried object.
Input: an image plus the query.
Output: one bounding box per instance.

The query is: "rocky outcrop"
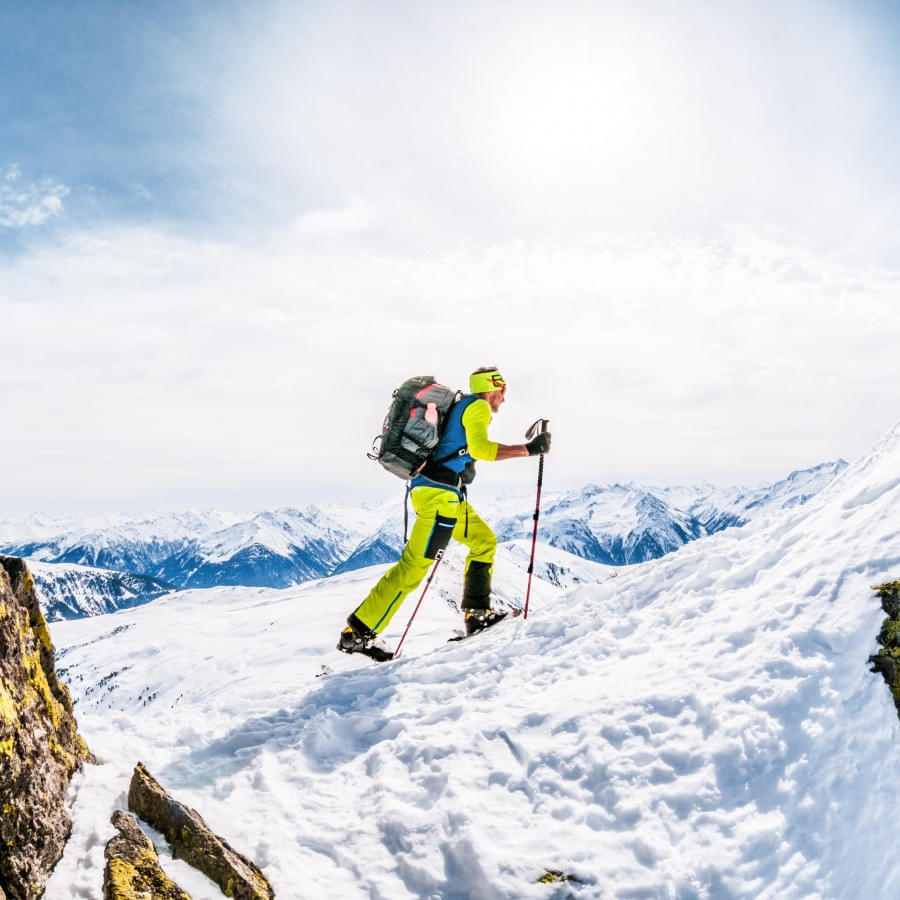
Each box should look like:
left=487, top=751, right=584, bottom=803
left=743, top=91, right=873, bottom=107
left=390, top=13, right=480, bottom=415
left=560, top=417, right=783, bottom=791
left=103, top=810, right=189, bottom=900
left=128, top=763, right=274, bottom=899
left=869, top=580, right=900, bottom=714
left=0, top=556, right=91, bottom=900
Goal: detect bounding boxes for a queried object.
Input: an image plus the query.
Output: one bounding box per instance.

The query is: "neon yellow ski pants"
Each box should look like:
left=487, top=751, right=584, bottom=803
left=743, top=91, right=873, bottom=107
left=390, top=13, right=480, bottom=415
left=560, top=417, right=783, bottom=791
left=351, top=485, right=496, bottom=634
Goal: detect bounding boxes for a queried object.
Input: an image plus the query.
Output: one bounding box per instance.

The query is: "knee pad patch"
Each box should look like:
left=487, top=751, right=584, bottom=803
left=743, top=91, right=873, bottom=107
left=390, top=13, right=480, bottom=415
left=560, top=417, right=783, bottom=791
left=424, top=513, right=457, bottom=559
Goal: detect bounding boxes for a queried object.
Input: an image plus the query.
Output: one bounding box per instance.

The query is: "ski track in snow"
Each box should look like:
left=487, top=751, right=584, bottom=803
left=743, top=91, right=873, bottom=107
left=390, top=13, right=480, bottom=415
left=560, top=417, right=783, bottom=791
left=43, top=424, right=900, bottom=898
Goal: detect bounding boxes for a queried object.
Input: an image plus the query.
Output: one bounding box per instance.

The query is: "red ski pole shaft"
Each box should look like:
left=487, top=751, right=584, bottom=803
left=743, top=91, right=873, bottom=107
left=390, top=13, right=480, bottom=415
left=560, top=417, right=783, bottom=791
left=393, top=550, right=443, bottom=658
left=523, top=458, right=544, bottom=619
left=523, top=418, right=549, bottom=620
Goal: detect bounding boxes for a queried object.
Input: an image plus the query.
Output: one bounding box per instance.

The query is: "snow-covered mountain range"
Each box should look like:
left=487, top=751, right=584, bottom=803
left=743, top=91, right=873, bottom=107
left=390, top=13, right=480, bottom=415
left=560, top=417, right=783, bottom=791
left=0, top=461, right=845, bottom=620
left=43, top=424, right=900, bottom=897
left=496, top=460, right=847, bottom=564
left=26, top=561, right=174, bottom=620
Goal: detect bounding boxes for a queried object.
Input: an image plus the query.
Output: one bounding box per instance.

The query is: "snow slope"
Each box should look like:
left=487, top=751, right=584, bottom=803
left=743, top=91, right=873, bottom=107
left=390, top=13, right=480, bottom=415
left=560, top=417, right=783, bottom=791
left=44, top=426, right=900, bottom=897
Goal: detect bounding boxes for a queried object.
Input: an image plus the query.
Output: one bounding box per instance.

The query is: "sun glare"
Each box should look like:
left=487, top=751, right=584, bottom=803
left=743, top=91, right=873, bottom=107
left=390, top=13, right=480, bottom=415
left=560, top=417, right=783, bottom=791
left=474, top=19, right=683, bottom=196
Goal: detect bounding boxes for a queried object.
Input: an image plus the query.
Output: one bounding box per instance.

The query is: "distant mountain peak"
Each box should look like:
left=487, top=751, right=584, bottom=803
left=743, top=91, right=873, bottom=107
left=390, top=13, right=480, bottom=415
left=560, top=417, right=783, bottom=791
left=0, top=459, right=849, bottom=619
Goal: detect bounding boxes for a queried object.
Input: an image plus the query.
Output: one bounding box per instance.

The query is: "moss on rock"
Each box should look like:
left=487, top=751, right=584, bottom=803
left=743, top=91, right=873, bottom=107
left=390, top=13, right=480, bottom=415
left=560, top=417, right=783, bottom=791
left=128, top=763, right=274, bottom=899
left=0, top=556, right=92, bottom=899
left=103, top=810, right=189, bottom=900
left=869, top=580, right=900, bottom=716
left=0, top=687, right=15, bottom=725
left=537, top=868, right=583, bottom=884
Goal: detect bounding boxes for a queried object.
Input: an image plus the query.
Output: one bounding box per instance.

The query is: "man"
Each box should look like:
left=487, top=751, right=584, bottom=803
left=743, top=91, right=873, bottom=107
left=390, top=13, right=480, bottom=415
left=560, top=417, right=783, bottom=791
left=338, top=366, right=552, bottom=660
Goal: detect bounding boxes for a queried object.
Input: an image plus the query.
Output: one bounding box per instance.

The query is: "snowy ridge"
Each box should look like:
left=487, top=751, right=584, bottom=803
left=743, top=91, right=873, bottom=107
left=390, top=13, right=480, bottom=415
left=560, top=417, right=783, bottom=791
left=45, top=425, right=900, bottom=897
left=150, top=507, right=362, bottom=589
left=0, top=508, right=241, bottom=553
left=28, top=561, right=174, bottom=621
left=0, top=503, right=393, bottom=598
left=494, top=460, right=847, bottom=565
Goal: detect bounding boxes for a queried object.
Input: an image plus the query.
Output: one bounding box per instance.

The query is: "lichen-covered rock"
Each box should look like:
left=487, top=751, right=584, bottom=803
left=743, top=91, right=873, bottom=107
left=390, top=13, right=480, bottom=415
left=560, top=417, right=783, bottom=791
left=128, top=763, right=274, bottom=899
left=869, top=579, right=900, bottom=714
left=875, top=579, right=900, bottom=619
left=103, top=809, right=189, bottom=900
left=0, top=556, right=91, bottom=900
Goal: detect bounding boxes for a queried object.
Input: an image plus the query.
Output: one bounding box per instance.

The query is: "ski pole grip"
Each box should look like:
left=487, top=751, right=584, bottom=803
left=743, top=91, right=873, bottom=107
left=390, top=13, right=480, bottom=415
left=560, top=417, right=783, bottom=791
left=525, top=418, right=549, bottom=440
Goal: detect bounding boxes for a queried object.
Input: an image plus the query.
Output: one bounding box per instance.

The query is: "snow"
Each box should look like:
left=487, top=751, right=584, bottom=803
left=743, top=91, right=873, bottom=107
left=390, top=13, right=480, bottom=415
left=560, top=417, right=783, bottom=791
left=0, top=509, right=243, bottom=546
left=43, top=424, right=900, bottom=897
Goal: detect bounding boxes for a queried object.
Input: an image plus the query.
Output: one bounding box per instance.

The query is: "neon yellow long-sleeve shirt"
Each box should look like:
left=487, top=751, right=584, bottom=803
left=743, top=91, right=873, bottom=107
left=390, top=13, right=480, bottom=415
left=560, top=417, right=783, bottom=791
left=461, top=398, right=498, bottom=461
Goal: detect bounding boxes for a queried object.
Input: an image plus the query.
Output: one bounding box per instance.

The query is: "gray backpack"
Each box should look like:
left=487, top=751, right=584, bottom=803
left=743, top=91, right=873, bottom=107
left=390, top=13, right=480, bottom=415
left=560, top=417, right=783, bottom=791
left=368, top=376, right=460, bottom=480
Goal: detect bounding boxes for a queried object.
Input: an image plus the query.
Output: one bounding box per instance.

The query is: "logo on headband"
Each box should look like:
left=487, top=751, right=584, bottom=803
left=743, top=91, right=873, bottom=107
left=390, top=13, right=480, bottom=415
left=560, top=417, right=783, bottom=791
left=490, top=373, right=506, bottom=388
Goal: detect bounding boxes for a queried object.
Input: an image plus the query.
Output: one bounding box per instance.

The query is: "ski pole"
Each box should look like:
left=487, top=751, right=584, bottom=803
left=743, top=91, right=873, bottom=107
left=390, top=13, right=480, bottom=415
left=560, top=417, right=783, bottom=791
left=393, top=549, right=444, bottom=658
left=523, top=418, right=549, bottom=620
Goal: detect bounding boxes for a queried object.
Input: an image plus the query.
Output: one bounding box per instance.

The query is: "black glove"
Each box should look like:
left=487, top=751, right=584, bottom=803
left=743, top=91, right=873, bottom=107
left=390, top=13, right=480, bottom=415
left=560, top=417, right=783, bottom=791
left=526, top=432, right=551, bottom=455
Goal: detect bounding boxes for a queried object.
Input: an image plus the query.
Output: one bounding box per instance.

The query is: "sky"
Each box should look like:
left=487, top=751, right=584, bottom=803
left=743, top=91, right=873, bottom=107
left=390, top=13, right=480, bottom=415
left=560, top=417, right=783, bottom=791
left=1, top=0, right=899, bottom=513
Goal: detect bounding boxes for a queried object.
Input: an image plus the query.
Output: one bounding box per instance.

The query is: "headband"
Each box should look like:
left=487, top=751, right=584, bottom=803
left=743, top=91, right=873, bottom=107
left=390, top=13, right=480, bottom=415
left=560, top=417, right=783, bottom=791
left=469, top=370, right=506, bottom=394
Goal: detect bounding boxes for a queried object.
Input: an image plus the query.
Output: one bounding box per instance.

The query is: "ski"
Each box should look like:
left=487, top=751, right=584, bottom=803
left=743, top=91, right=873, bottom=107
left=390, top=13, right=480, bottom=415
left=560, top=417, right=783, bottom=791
left=448, top=608, right=522, bottom=642
left=321, top=608, right=523, bottom=677
left=349, top=645, right=394, bottom=662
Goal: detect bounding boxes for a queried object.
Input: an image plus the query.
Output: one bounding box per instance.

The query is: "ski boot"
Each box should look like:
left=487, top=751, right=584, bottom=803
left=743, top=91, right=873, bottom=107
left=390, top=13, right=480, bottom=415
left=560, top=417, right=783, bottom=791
left=463, top=608, right=509, bottom=636
left=461, top=560, right=508, bottom=636
left=337, top=616, right=394, bottom=662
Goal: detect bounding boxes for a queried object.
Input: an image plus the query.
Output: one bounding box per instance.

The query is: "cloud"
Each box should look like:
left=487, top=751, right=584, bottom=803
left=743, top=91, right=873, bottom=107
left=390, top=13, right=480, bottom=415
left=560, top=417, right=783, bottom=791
left=195, top=1, right=900, bottom=263
left=6, top=2, right=899, bottom=263
left=1, top=221, right=898, bottom=512
left=0, top=165, right=69, bottom=228
left=4, top=2, right=900, bottom=511
left=290, top=197, right=376, bottom=238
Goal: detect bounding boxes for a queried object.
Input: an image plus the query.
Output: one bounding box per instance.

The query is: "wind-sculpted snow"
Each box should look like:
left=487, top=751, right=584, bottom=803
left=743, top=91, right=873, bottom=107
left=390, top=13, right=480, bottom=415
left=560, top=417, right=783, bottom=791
left=42, top=424, right=900, bottom=897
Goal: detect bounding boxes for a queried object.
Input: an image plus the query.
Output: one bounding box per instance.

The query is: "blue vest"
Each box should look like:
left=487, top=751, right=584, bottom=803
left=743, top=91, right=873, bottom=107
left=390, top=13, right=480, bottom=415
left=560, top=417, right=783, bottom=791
left=411, top=394, right=477, bottom=491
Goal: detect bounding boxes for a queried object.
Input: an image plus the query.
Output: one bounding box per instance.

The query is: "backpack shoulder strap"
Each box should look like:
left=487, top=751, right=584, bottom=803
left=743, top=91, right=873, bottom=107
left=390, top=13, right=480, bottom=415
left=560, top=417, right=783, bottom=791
left=430, top=393, right=473, bottom=465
